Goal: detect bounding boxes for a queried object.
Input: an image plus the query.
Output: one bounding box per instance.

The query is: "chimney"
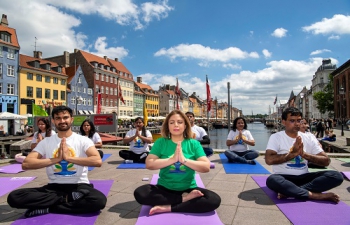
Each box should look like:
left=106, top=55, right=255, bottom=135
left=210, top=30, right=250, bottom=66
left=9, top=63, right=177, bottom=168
left=64, top=51, right=70, bottom=67
left=33, top=51, right=42, bottom=59
left=1, top=14, right=8, bottom=27
left=115, top=58, right=118, bottom=62
left=165, top=84, right=170, bottom=90
left=137, top=77, right=142, bottom=83
left=104, top=56, right=108, bottom=60
left=74, top=48, right=79, bottom=53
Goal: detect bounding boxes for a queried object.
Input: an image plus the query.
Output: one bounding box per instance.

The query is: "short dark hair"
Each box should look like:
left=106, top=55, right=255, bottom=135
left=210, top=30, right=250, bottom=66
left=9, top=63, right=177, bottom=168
left=185, top=112, right=194, bottom=117
left=51, top=106, right=73, bottom=118
left=282, top=107, right=302, bottom=120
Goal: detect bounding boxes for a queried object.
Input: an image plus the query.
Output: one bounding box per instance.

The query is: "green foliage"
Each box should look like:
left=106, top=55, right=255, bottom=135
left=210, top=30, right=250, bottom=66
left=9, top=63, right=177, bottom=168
left=313, top=74, right=334, bottom=115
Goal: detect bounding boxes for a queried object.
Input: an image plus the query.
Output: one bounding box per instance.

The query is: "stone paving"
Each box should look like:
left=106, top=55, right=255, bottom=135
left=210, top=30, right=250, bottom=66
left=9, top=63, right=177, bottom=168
left=1, top=126, right=350, bottom=224
left=1, top=148, right=350, bottom=225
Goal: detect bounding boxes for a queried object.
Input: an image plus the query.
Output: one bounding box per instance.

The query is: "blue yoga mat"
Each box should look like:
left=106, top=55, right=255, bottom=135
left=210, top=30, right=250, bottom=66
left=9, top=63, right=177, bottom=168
left=88, top=154, right=112, bottom=171
left=219, top=153, right=270, bottom=174
left=117, top=163, right=146, bottom=169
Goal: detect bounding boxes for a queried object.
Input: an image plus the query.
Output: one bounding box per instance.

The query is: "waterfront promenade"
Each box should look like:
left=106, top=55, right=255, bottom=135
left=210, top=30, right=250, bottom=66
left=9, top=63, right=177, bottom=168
left=0, top=128, right=350, bottom=224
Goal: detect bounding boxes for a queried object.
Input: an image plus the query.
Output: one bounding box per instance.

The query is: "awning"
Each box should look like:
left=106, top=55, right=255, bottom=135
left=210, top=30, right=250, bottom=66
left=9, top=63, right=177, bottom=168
left=83, top=110, right=89, bottom=115
left=78, top=110, right=84, bottom=115
left=89, top=110, right=94, bottom=115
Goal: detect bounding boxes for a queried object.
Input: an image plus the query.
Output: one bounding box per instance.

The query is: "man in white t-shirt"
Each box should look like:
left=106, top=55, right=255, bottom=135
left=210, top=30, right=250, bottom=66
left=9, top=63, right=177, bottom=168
left=7, top=106, right=107, bottom=217
left=265, top=107, right=343, bottom=203
left=185, top=112, right=213, bottom=157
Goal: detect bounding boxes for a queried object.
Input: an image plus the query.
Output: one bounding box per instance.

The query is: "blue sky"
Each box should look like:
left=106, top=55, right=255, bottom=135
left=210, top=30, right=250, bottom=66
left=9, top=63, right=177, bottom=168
left=1, top=0, right=350, bottom=114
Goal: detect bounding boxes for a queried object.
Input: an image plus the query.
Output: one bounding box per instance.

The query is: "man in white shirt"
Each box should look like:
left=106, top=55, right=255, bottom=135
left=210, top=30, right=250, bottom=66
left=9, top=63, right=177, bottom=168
left=185, top=112, right=213, bottom=157
left=7, top=106, right=107, bottom=217
left=265, top=107, right=343, bottom=203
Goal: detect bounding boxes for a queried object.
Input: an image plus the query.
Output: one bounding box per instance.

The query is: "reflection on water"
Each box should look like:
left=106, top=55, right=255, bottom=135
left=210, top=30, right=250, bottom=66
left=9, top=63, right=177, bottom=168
left=208, top=122, right=273, bottom=151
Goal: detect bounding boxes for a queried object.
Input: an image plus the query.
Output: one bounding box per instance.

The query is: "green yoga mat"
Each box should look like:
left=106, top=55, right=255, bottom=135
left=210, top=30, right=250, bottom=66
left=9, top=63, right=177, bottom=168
left=336, top=158, right=350, bottom=163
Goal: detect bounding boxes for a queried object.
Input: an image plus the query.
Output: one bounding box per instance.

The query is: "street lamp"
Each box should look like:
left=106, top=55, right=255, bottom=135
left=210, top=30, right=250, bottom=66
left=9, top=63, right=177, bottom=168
left=339, top=86, right=345, bottom=136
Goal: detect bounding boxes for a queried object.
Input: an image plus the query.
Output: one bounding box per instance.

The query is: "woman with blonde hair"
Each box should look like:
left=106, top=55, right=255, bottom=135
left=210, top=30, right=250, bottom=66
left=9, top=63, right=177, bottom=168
left=134, top=110, right=221, bottom=215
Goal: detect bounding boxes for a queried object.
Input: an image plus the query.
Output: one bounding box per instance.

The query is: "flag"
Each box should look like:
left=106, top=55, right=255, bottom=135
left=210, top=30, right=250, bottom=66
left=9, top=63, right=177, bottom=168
left=118, top=84, right=125, bottom=104
left=97, top=90, right=102, bottom=114
left=175, top=78, right=180, bottom=110
left=143, top=101, right=148, bottom=127
left=274, top=95, right=277, bottom=105
left=32, top=103, right=48, bottom=116
left=206, top=75, right=211, bottom=112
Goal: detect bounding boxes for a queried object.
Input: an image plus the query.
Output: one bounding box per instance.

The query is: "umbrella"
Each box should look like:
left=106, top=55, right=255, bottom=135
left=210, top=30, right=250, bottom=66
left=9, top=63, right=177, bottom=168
left=0, top=112, right=28, bottom=119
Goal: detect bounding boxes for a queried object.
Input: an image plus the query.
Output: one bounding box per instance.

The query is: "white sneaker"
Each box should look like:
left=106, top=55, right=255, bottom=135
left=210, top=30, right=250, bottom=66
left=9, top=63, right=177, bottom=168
left=140, top=153, right=147, bottom=159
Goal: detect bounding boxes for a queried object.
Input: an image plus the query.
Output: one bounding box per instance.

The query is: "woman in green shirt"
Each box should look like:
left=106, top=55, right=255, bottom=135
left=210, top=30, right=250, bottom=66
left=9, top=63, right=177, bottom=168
left=134, top=110, right=221, bottom=215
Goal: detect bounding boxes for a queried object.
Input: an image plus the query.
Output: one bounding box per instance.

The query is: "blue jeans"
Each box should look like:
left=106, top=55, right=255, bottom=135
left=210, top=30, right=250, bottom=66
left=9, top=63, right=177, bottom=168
left=266, top=171, right=343, bottom=199
left=203, top=147, right=213, bottom=157
left=224, top=150, right=259, bottom=163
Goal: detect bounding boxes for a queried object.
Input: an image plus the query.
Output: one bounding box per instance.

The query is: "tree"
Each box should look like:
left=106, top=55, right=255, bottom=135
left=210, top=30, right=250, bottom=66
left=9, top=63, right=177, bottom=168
left=313, top=74, right=334, bottom=117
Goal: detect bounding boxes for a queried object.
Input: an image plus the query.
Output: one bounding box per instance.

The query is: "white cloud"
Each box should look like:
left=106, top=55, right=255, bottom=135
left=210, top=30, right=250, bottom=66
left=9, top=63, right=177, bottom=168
left=262, top=49, right=272, bottom=58
left=90, top=37, right=129, bottom=59
left=223, top=63, right=241, bottom=70
left=310, top=49, right=331, bottom=56
left=302, top=14, right=350, bottom=35
left=141, top=0, right=174, bottom=23
left=154, top=44, right=259, bottom=62
left=328, top=35, right=340, bottom=40
left=271, top=28, right=288, bottom=38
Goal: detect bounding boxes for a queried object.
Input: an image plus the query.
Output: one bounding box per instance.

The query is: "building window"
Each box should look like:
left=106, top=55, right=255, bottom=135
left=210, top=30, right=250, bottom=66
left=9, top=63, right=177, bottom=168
left=95, top=85, right=99, bottom=93
left=83, top=87, right=86, bottom=93
left=53, top=77, right=58, bottom=84
left=78, top=77, right=82, bottom=83
left=53, top=90, right=58, bottom=100
left=114, top=88, right=117, bottom=95
left=7, top=65, right=14, bottom=76
left=101, top=98, right=104, bottom=106
left=88, top=99, right=92, bottom=106
left=36, top=88, right=42, bottom=98
left=36, top=74, right=42, bottom=81
left=45, top=76, right=50, bottom=83
left=106, top=87, right=109, bottom=95
left=27, top=86, right=33, bottom=97
left=88, top=88, right=92, bottom=95
left=61, top=79, right=66, bottom=85
left=110, top=99, right=113, bottom=106
left=45, top=89, right=50, bottom=99
left=61, top=91, right=65, bottom=100
left=7, top=84, right=14, bottom=95
left=83, top=98, right=86, bottom=105
left=106, top=76, right=109, bottom=83
left=27, top=73, right=33, bottom=80
left=0, top=46, right=2, bottom=56
left=0, top=33, right=11, bottom=42
left=101, top=75, right=104, bottom=82
left=7, top=48, right=15, bottom=59
left=101, top=86, right=104, bottom=94
left=95, top=73, right=99, bottom=80
left=0, top=83, right=2, bottom=94
left=105, top=99, right=109, bottom=106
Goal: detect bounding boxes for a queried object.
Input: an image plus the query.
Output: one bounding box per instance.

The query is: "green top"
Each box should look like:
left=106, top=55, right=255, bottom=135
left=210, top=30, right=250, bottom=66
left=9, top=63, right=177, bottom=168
left=150, top=137, right=206, bottom=191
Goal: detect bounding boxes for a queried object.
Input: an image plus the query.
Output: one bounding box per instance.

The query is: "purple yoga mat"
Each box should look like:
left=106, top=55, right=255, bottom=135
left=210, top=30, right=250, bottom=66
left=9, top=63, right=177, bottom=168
left=135, top=174, right=223, bottom=225
left=0, top=163, right=24, bottom=174
left=0, top=177, right=36, bottom=197
left=252, top=175, right=350, bottom=225
left=341, top=171, right=350, bottom=180
left=11, top=180, right=114, bottom=225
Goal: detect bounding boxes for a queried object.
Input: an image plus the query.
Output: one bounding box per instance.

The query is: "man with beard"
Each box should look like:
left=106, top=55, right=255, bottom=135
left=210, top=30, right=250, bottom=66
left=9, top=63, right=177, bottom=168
left=7, top=106, right=107, bottom=218
left=265, top=107, right=343, bottom=203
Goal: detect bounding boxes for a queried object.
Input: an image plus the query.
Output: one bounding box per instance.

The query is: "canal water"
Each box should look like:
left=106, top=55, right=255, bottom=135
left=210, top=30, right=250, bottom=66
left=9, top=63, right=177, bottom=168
left=208, top=122, right=274, bottom=151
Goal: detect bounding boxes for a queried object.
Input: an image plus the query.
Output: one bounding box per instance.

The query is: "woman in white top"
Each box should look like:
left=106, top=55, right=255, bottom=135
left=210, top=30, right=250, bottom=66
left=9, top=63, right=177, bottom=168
left=225, top=117, right=258, bottom=164
left=15, top=118, right=56, bottom=163
left=80, top=119, right=104, bottom=158
left=119, top=117, right=153, bottom=163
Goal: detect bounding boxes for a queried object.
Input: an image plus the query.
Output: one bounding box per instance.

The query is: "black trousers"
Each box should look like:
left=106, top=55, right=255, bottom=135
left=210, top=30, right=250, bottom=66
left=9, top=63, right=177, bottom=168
left=119, top=150, right=148, bottom=163
left=266, top=171, right=343, bottom=199
left=7, top=183, right=107, bottom=214
left=134, top=184, right=221, bottom=213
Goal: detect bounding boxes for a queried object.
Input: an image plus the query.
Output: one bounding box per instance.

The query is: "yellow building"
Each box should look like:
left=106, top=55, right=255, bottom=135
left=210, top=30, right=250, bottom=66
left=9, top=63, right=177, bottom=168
left=135, top=77, right=159, bottom=117
left=19, top=52, right=68, bottom=115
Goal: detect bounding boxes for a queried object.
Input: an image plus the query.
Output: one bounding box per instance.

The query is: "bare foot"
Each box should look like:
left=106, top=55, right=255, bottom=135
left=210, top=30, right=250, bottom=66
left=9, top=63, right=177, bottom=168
left=277, top=193, right=288, bottom=199
left=149, top=205, right=171, bottom=215
left=182, top=189, right=204, bottom=202
left=309, top=192, right=340, bottom=203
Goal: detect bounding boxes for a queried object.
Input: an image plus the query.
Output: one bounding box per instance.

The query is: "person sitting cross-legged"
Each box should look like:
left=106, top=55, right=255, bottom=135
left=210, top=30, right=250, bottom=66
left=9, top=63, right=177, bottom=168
left=7, top=106, right=107, bottom=218
left=265, top=107, right=343, bottom=203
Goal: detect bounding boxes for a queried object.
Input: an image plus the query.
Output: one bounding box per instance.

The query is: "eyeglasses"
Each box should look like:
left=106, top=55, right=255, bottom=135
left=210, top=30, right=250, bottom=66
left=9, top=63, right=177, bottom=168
left=288, top=119, right=302, bottom=124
